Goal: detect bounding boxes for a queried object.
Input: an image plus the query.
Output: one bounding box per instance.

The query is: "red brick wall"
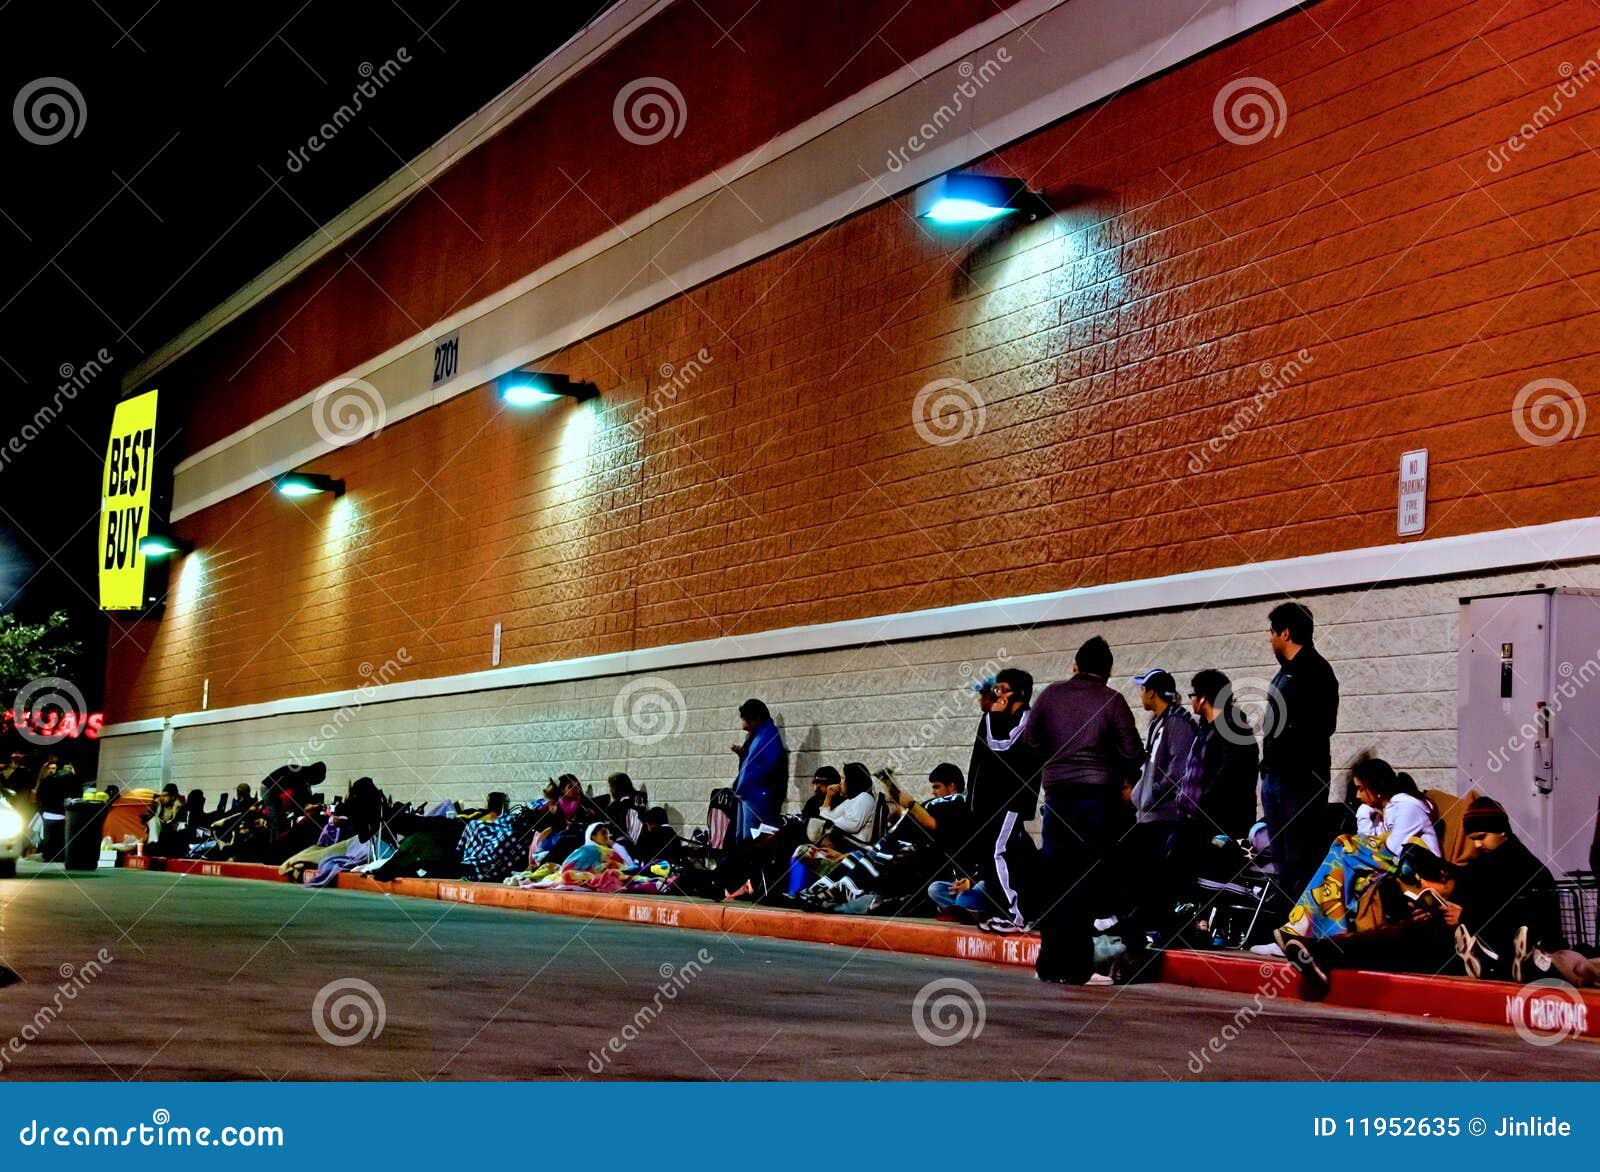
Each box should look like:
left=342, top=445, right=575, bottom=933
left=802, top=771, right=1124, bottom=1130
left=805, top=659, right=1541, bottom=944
left=159, top=0, right=1013, bottom=457
left=106, top=0, right=1600, bottom=719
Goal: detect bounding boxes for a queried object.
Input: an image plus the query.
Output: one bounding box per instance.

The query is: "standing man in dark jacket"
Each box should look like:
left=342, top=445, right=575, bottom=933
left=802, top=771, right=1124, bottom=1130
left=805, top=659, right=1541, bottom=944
left=1022, top=637, right=1145, bottom=983
left=1122, top=669, right=1200, bottom=957
left=965, top=667, right=1039, bottom=935
left=1260, top=602, right=1339, bottom=898
left=1187, top=669, right=1260, bottom=840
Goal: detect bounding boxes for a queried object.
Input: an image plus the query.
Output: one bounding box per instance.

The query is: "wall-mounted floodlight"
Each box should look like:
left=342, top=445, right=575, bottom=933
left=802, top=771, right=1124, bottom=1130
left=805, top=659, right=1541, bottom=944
left=138, top=531, right=193, bottom=560
left=915, top=171, right=1036, bottom=224
left=497, top=372, right=599, bottom=407
left=273, top=472, right=345, bottom=499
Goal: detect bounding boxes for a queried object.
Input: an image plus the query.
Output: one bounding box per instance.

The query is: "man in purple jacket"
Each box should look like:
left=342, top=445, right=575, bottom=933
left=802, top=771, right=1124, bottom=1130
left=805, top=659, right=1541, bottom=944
left=1022, top=636, right=1145, bottom=984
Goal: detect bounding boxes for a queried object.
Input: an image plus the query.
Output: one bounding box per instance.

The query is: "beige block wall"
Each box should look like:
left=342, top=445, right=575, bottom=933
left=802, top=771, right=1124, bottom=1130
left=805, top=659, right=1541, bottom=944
left=96, top=560, right=1600, bottom=830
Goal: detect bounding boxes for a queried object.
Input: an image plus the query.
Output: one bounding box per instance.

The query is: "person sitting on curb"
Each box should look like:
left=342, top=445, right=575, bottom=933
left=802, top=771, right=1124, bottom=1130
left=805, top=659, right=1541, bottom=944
left=793, top=763, right=970, bottom=914
left=1451, top=796, right=1562, bottom=981
left=1261, top=755, right=1437, bottom=954
left=1279, top=842, right=1460, bottom=1000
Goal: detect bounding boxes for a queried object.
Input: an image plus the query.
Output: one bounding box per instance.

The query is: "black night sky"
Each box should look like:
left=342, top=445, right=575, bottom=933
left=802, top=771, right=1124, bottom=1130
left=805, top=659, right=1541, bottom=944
left=0, top=0, right=613, bottom=703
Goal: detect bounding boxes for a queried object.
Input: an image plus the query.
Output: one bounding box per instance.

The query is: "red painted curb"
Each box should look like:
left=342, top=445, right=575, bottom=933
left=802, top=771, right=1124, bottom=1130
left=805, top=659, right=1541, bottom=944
left=114, top=854, right=1598, bottom=1039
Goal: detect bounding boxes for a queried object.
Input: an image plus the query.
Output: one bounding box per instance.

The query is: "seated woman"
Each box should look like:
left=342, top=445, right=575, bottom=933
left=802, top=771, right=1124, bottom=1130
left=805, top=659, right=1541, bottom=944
left=529, top=775, right=604, bottom=864
left=795, top=763, right=969, bottom=913
left=1278, top=755, right=1439, bottom=943
left=1281, top=844, right=1462, bottom=999
left=790, top=762, right=878, bottom=884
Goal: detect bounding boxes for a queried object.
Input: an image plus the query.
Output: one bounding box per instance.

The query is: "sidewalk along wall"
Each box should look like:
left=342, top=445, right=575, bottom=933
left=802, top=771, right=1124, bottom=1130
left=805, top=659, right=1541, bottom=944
left=97, top=560, right=1600, bottom=825
left=105, top=0, right=1600, bottom=731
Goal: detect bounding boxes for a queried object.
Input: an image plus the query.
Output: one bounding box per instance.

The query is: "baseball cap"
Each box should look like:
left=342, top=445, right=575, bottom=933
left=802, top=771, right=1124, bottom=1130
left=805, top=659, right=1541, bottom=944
left=1131, top=668, right=1177, bottom=698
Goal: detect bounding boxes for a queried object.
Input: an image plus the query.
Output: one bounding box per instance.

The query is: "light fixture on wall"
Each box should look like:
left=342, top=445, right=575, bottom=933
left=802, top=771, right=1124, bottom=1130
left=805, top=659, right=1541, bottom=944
left=915, top=171, right=1038, bottom=225
left=497, top=372, right=599, bottom=407
left=273, top=471, right=345, bottom=499
left=138, top=529, right=193, bottom=560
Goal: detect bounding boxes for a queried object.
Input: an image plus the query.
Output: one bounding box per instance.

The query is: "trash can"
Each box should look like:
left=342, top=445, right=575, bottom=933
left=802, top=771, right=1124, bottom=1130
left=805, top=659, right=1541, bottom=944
left=63, top=799, right=106, bottom=871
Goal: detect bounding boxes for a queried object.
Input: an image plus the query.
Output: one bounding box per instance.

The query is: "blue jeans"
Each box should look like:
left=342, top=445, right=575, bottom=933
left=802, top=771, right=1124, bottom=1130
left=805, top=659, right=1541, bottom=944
left=928, top=879, right=990, bottom=913
left=1260, top=770, right=1328, bottom=899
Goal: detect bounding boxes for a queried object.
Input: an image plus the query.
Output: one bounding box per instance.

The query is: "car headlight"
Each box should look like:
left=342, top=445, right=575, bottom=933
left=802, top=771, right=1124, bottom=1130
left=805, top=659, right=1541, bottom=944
left=0, top=809, right=23, bottom=840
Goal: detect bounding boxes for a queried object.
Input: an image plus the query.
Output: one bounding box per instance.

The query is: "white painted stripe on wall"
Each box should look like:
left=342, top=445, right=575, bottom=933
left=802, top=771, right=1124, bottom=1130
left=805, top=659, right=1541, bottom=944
left=98, top=516, right=1600, bottom=738
left=165, top=0, right=1302, bottom=521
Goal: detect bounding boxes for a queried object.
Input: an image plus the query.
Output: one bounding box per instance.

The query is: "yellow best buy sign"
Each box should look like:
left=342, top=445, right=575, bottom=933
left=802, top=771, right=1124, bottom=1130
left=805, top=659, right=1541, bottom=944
left=98, top=389, right=159, bottom=610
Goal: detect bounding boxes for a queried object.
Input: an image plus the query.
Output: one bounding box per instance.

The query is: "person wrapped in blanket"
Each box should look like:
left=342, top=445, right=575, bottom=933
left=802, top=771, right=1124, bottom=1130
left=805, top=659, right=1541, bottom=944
left=698, top=768, right=839, bottom=902
left=792, top=763, right=972, bottom=915
left=1278, top=840, right=1461, bottom=1000
left=1281, top=809, right=1580, bottom=999
left=1269, top=755, right=1439, bottom=948
left=505, top=822, right=675, bottom=894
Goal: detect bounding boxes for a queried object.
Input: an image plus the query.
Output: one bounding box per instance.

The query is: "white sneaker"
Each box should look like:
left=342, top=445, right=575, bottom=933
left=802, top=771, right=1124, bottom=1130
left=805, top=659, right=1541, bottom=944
left=1087, top=973, right=1114, bottom=985
left=980, top=915, right=1027, bottom=935
left=1092, top=915, right=1120, bottom=933
left=1250, top=942, right=1285, bottom=958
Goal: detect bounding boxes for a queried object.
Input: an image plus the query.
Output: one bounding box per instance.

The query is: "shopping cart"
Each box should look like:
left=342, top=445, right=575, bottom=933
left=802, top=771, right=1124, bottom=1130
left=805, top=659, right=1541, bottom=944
left=1556, top=871, right=1597, bottom=950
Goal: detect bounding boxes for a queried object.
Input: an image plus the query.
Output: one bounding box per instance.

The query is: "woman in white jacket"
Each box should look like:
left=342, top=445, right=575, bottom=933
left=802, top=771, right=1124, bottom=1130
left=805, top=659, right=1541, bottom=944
left=1278, top=756, right=1440, bottom=941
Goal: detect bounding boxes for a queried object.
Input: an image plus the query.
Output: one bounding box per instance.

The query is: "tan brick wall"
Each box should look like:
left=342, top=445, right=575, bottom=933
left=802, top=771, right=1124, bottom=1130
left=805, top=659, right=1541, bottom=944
left=98, top=561, right=1600, bottom=827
